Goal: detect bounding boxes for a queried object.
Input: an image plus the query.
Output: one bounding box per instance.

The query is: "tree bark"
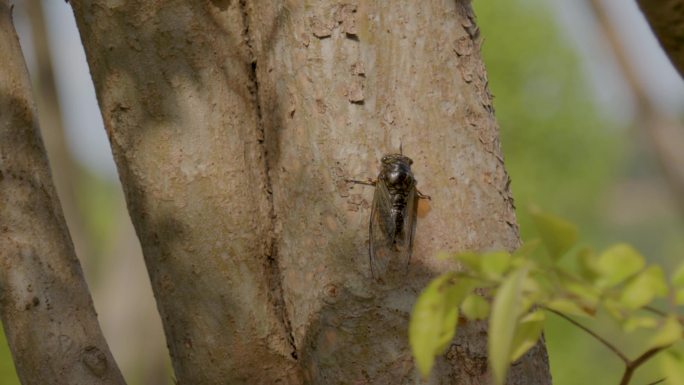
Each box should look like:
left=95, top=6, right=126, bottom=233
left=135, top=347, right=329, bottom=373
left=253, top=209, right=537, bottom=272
left=637, top=0, right=684, bottom=78
left=0, top=2, right=126, bottom=384
left=69, top=1, right=300, bottom=383
left=70, top=0, right=551, bottom=384
left=245, top=1, right=550, bottom=383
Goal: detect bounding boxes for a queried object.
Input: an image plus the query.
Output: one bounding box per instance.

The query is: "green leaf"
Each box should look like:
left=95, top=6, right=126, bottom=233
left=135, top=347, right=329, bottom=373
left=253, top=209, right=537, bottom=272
left=676, top=289, right=684, bottom=306
left=510, top=310, right=546, bottom=361
left=603, top=298, right=627, bottom=321
left=489, top=266, right=528, bottom=385
left=595, top=244, right=645, bottom=288
left=514, top=239, right=541, bottom=257
left=481, top=251, right=512, bottom=279
left=545, top=298, right=592, bottom=317
left=661, top=350, right=684, bottom=385
left=530, top=209, right=578, bottom=260
left=409, top=273, right=473, bottom=378
left=672, top=263, right=684, bottom=287
left=620, top=266, right=668, bottom=309
left=453, top=252, right=481, bottom=272
left=561, top=280, right=599, bottom=310
left=575, top=247, right=599, bottom=281
left=461, top=294, right=490, bottom=320
left=647, top=316, right=683, bottom=350
left=622, top=316, right=659, bottom=332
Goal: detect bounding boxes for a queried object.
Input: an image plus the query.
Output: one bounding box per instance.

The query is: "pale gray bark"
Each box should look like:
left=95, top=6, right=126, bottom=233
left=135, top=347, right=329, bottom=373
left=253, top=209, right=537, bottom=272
left=70, top=0, right=551, bottom=384
left=0, top=1, right=126, bottom=384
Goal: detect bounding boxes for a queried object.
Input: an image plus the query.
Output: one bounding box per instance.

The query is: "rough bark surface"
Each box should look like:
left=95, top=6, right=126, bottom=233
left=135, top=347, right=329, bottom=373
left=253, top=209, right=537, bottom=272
left=0, top=2, right=126, bottom=384
left=637, top=0, right=684, bottom=78
left=245, top=1, right=550, bottom=383
left=71, top=0, right=551, bottom=384
left=69, top=1, right=301, bottom=384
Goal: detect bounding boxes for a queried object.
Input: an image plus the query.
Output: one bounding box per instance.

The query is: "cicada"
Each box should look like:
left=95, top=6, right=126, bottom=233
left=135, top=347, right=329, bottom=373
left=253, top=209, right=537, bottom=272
left=348, top=153, right=430, bottom=280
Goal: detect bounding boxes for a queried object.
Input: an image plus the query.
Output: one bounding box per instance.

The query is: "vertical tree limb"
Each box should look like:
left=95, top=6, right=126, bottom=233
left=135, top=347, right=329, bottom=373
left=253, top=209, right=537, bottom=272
left=0, top=2, right=126, bottom=384
left=69, top=1, right=301, bottom=383
left=246, top=1, right=550, bottom=383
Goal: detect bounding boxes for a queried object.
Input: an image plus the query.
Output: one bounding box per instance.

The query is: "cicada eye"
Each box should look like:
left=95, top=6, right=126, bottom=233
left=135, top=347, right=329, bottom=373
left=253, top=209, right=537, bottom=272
left=407, top=158, right=413, bottom=165
left=381, top=155, right=390, bottom=163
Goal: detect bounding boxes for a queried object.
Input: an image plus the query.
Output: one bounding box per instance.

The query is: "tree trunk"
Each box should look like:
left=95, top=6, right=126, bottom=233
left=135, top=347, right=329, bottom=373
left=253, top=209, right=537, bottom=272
left=69, top=0, right=551, bottom=384
left=0, top=2, right=126, bottom=384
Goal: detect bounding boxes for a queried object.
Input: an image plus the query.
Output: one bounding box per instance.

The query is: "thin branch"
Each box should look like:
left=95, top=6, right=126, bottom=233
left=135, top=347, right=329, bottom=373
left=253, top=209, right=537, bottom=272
left=630, top=346, right=670, bottom=370
left=645, top=378, right=666, bottom=385
left=544, top=307, right=629, bottom=363
left=620, top=346, right=670, bottom=385
left=643, top=305, right=667, bottom=317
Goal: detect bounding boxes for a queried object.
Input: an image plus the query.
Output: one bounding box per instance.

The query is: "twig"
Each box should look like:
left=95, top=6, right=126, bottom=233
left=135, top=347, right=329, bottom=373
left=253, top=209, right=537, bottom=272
left=644, top=377, right=665, bottom=385
left=544, top=307, right=629, bottom=363
left=620, top=346, right=670, bottom=385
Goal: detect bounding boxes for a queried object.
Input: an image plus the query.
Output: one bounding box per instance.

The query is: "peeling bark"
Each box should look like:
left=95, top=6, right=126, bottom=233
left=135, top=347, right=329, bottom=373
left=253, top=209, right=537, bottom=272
left=637, top=0, right=684, bottom=78
left=0, top=2, right=126, bottom=384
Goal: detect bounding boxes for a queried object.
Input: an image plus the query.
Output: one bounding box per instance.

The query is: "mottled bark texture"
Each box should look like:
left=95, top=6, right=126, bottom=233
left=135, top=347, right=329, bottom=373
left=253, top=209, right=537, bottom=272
left=71, top=0, right=551, bottom=384
left=637, top=0, right=684, bottom=78
left=69, top=1, right=300, bottom=384
left=0, top=2, right=126, bottom=384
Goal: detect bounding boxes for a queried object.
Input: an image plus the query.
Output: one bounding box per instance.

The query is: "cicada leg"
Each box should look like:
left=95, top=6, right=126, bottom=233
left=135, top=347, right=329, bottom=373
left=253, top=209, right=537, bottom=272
left=345, top=178, right=377, bottom=187
left=417, top=189, right=431, bottom=200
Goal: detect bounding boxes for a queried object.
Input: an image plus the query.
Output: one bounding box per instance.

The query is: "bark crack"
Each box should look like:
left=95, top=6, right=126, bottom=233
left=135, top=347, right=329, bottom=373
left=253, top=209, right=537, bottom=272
left=239, top=0, right=298, bottom=361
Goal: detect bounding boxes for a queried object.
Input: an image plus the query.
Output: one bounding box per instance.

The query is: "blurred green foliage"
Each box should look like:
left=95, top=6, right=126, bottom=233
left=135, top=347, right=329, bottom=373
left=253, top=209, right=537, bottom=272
left=0, top=327, right=19, bottom=385
left=474, top=1, right=684, bottom=384
left=473, top=0, right=622, bottom=240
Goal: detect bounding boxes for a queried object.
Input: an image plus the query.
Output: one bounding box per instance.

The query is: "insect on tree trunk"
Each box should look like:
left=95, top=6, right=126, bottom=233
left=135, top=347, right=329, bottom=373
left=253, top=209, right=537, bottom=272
left=1, top=0, right=553, bottom=384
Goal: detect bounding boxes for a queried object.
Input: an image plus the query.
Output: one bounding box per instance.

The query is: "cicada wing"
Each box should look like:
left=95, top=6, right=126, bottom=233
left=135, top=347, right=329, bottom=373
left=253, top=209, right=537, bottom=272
left=395, top=185, right=418, bottom=272
left=369, top=179, right=395, bottom=279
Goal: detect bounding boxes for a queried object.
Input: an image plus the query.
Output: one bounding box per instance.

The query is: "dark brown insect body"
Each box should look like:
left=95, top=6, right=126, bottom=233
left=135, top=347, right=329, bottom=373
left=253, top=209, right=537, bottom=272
left=350, top=153, right=428, bottom=280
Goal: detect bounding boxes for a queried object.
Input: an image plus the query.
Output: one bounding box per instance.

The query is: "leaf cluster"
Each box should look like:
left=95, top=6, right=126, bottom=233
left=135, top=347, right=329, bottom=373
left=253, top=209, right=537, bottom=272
left=410, top=210, right=684, bottom=384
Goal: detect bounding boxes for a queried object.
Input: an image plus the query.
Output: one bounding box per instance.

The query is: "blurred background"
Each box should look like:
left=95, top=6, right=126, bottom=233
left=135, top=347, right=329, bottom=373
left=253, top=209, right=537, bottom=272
left=1, top=0, right=682, bottom=384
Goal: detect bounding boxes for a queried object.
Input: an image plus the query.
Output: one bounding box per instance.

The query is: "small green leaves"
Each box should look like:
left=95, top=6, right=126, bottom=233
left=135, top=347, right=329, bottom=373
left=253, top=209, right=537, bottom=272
left=546, top=299, right=592, bottom=317
left=409, top=209, right=684, bottom=382
left=510, top=310, right=546, bottom=361
left=619, top=266, right=668, bottom=310
left=409, top=273, right=473, bottom=378
left=622, top=316, right=659, bottom=332
left=530, top=208, right=578, bottom=260
left=461, top=294, right=490, bottom=320
left=647, top=316, right=683, bottom=350
left=481, top=251, right=512, bottom=279
left=594, top=244, right=645, bottom=288
left=489, top=267, right=528, bottom=385
left=672, top=262, right=684, bottom=286
left=661, top=350, right=684, bottom=385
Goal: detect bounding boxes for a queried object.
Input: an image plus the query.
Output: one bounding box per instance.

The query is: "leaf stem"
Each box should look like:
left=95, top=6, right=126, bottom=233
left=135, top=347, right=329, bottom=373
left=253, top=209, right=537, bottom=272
left=619, top=346, right=669, bottom=385
left=544, top=307, right=629, bottom=363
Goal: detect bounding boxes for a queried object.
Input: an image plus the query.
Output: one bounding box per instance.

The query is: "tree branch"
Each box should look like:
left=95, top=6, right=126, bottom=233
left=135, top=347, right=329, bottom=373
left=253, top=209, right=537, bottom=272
left=545, top=307, right=629, bottom=363
left=0, top=1, right=126, bottom=383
